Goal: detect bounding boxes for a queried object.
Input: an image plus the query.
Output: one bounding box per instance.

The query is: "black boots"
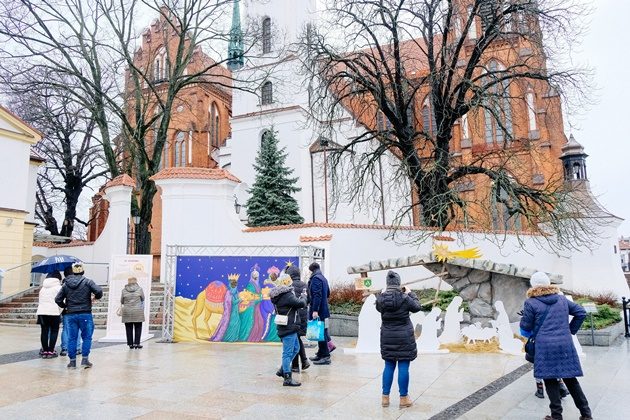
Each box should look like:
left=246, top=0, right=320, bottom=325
left=67, top=359, right=76, bottom=369
left=283, top=372, right=301, bottom=387
left=81, top=358, right=93, bottom=369
left=535, top=382, right=544, bottom=399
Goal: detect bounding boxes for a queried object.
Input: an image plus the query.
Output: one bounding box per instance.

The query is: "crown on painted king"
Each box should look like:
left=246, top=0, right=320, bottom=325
left=227, top=273, right=240, bottom=282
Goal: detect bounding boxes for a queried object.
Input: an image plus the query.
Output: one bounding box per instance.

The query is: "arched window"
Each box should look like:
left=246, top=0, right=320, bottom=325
left=209, top=103, right=220, bottom=146
left=175, top=131, right=186, bottom=167
left=262, top=17, right=271, bottom=54
left=261, top=81, right=273, bottom=105
left=261, top=129, right=272, bottom=146
left=491, top=187, right=521, bottom=231
left=467, top=7, right=477, bottom=40
left=483, top=60, right=513, bottom=144
left=154, top=57, right=161, bottom=81
left=376, top=111, right=392, bottom=134
left=526, top=87, right=537, bottom=132
left=422, top=97, right=436, bottom=136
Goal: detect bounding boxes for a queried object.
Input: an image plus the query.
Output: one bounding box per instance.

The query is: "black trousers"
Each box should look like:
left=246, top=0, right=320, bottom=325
left=316, top=327, right=331, bottom=358
left=39, top=315, right=61, bottom=352
left=292, top=336, right=307, bottom=368
left=124, top=322, right=142, bottom=346
left=544, top=377, right=591, bottom=419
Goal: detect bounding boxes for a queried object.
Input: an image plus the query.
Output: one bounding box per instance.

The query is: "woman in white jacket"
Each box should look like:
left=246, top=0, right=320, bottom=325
left=36, top=271, right=63, bottom=358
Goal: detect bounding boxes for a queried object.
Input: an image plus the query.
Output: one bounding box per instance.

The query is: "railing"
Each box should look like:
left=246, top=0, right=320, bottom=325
left=623, top=297, right=630, bottom=338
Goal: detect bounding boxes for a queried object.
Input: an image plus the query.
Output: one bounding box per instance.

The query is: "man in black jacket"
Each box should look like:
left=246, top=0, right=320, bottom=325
left=55, top=262, right=103, bottom=369
left=270, top=284, right=306, bottom=386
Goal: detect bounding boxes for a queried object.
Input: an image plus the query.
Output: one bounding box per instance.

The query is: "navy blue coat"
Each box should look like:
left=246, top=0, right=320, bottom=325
left=519, top=286, right=586, bottom=379
left=307, top=269, right=330, bottom=320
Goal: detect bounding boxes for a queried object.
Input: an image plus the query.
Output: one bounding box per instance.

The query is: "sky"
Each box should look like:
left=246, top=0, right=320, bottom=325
left=568, top=0, right=630, bottom=235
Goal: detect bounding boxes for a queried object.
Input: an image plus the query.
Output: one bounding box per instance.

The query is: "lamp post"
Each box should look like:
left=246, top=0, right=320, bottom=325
left=234, top=196, right=242, bottom=215
left=320, top=136, right=329, bottom=223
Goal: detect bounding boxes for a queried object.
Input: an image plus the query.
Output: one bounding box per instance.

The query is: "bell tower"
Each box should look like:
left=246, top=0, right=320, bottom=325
left=560, top=134, right=588, bottom=182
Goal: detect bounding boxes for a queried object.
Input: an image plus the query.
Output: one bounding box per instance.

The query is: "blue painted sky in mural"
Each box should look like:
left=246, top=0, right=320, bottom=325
left=175, top=256, right=298, bottom=299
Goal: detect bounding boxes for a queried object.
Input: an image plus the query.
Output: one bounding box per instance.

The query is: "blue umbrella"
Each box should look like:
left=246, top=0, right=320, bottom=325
left=31, top=255, right=81, bottom=274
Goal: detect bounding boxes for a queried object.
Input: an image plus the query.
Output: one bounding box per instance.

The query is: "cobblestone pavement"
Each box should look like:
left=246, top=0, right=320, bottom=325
left=0, top=325, right=627, bottom=419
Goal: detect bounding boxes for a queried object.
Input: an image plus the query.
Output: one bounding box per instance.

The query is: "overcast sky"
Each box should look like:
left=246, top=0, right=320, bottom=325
left=569, top=0, right=630, bottom=236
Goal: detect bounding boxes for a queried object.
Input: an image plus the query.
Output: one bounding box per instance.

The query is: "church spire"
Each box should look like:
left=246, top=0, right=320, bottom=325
left=227, top=0, right=244, bottom=71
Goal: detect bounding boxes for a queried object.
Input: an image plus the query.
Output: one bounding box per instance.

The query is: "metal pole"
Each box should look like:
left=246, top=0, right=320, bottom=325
left=623, top=297, right=630, bottom=338
left=589, top=312, right=595, bottom=346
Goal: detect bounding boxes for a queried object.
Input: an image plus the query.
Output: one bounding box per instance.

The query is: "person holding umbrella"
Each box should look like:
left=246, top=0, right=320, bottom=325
left=55, top=262, right=103, bottom=369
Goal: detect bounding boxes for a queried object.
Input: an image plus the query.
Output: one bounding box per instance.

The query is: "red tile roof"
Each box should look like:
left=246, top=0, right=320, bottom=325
left=150, top=167, right=240, bottom=183
left=300, top=235, right=333, bottom=242
left=104, top=174, right=136, bottom=188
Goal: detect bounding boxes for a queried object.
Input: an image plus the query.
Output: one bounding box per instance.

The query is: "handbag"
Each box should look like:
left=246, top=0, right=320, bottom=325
left=274, top=305, right=289, bottom=326
left=524, top=304, right=550, bottom=363
left=306, top=318, right=325, bottom=341
left=116, top=305, right=123, bottom=317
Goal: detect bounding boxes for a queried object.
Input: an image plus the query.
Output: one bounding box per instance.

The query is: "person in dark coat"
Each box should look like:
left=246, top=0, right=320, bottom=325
left=520, top=272, right=592, bottom=420
left=286, top=265, right=310, bottom=372
left=375, top=271, right=421, bottom=409
left=270, top=284, right=306, bottom=387
left=307, top=262, right=332, bottom=365
left=120, top=277, right=146, bottom=349
left=55, top=262, right=103, bottom=369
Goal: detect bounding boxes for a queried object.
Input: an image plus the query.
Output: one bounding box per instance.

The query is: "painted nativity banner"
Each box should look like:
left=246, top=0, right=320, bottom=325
left=174, top=255, right=299, bottom=342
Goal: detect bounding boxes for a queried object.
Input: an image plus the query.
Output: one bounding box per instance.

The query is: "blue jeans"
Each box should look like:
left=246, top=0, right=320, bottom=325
left=61, top=315, right=81, bottom=351
left=281, top=333, right=300, bottom=374
left=65, top=313, right=94, bottom=359
left=382, top=359, right=410, bottom=397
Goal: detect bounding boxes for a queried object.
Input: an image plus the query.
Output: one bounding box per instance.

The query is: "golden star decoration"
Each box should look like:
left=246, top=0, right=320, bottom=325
left=433, top=244, right=482, bottom=263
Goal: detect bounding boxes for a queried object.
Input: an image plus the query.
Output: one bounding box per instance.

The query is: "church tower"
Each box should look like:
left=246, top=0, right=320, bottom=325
left=227, top=0, right=244, bottom=71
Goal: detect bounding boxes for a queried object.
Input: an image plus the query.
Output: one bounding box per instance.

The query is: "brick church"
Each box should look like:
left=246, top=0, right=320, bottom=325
left=88, top=0, right=570, bottom=276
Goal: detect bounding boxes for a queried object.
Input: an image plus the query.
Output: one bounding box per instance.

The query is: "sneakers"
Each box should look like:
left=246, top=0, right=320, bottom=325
left=312, top=356, right=331, bottom=365
left=81, top=358, right=93, bottom=369
left=67, top=359, right=76, bottom=369
left=535, top=382, right=544, bottom=399
left=134, top=345, right=143, bottom=349
left=49, top=351, right=58, bottom=358
left=309, top=355, right=322, bottom=362
left=60, top=350, right=67, bottom=356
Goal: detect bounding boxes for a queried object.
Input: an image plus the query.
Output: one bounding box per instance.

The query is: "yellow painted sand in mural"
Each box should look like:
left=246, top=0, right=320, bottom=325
left=174, top=296, right=221, bottom=342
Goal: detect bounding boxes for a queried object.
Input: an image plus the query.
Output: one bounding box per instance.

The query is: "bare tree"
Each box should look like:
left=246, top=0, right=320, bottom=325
left=0, top=0, right=263, bottom=253
left=8, top=83, right=107, bottom=238
left=300, top=0, right=594, bottom=249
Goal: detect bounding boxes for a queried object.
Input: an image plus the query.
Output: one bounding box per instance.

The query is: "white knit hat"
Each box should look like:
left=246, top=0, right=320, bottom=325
left=530, top=271, right=551, bottom=287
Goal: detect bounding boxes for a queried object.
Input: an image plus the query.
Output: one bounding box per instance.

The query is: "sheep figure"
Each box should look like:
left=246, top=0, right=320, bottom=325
left=460, top=322, right=497, bottom=344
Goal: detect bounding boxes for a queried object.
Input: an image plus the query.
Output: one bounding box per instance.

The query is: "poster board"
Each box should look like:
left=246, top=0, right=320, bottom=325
left=100, top=254, right=154, bottom=343
left=174, top=255, right=298, bottom=343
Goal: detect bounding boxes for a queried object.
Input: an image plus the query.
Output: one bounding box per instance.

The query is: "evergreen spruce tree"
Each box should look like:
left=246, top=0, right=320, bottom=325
left=246, top=129, right=304, bottom=226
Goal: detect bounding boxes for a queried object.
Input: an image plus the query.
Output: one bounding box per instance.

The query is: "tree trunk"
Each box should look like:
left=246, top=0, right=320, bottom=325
left=134, top=179, right=157, bottom=255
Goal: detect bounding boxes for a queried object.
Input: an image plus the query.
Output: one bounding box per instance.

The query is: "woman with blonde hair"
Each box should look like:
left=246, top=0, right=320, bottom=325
left=120, top=277, right=145, bottom=349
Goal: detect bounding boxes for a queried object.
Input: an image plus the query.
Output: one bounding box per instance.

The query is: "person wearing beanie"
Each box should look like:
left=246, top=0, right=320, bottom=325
left=55, top=262, right=103, bottom=369
left=307, top=262, right=333, bottom=365
left=376, top=270, right=421, bottom=409
left=520, top=272, right=592, bottom=420
left=285, top=265, right=310, bottom=372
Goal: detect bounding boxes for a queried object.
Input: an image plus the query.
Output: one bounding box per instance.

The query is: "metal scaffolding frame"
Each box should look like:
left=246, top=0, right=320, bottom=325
left=161, top=244, right=325, bottom=342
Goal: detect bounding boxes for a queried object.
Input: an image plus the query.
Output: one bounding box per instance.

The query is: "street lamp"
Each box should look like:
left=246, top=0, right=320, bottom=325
left=133, top=215, right=141, bottom=225
left=234, top=196, right=242, bottom=214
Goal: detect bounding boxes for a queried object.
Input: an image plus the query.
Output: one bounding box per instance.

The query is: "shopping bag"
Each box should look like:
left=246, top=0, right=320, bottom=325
left=306, top=318, right=325, bottom=341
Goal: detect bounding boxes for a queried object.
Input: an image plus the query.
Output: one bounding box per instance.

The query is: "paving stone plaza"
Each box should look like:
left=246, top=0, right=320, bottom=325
left=0, top=326, right=628, bottom=419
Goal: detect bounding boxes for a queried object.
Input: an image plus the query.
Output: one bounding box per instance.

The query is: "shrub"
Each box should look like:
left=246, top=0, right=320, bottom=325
left=414, top=289, right=469, bottom=312
left=579, top=304, right=622, bottom=330
left=566, top=291, right=620, bottom=308
left=329, top=282, right=364, bottom=316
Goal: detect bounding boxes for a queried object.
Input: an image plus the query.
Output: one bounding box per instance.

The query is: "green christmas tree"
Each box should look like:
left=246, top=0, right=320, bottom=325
left=246, top=128, right=304, bottom=226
